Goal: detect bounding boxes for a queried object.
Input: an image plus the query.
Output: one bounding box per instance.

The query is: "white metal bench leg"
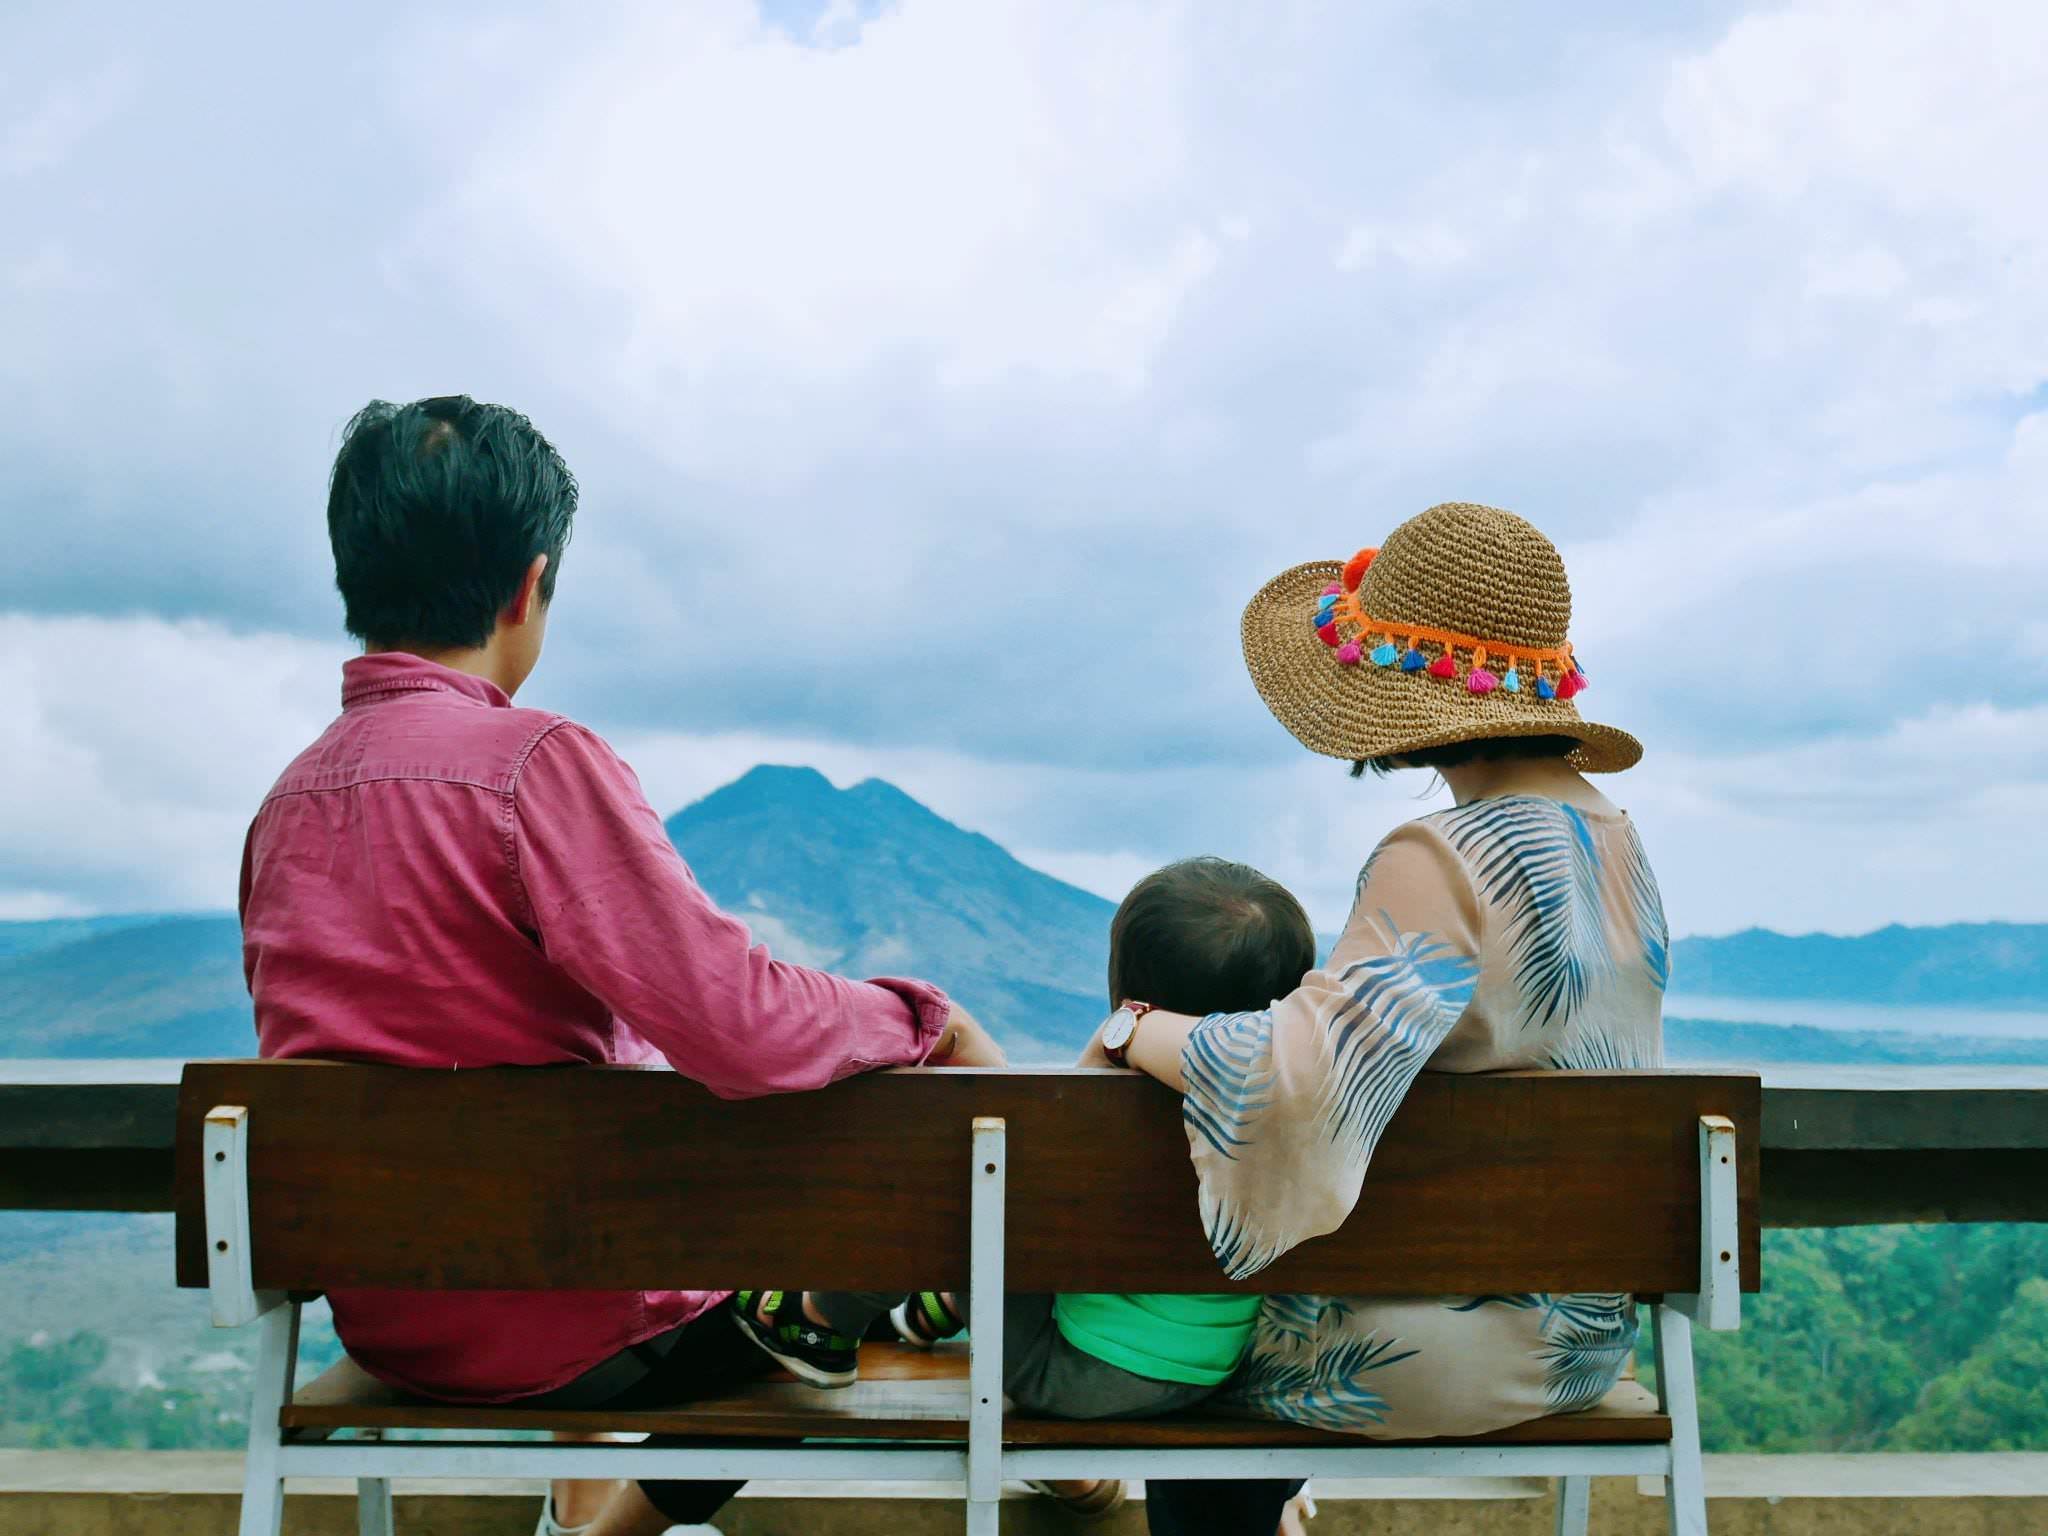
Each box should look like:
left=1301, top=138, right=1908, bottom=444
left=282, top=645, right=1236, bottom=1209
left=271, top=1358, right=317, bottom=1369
left=237, top=1300, right=296, bottom=1536
left=1653, top=1303, right=1707, bottom=1536
left=357, top=1476, right=395, bottom=1536
left=1554, top=1473, right=1590, bottom=1536
left=208, top=1106, right=299, bottom=1536
left=966, top=1117, right=1008, bottom=1536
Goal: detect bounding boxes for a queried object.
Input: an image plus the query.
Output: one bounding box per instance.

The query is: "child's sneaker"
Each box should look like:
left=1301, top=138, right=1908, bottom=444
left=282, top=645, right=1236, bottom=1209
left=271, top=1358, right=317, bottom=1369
left=889, top=1290, right=966, bottom=1347
left=729, top=1290, right=860, bottom=1388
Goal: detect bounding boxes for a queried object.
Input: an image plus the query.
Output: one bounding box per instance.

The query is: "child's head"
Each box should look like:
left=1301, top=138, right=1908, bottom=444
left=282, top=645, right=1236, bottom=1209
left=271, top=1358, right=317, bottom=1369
left=1108, top=858, right=1317, bottom=1016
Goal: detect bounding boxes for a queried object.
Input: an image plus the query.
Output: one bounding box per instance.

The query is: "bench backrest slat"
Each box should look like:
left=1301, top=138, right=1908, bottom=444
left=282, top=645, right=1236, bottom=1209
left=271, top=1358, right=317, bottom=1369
left=172, top=1062, right=1761, bottom=1296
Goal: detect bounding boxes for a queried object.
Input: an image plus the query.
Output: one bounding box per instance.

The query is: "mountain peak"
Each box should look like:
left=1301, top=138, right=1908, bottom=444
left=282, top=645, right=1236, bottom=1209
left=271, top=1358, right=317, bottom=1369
left=730, top=763, right=835, bottom=794
left=677, top=763, right=839, bottom=820
left=660, top=763, right=1116, bottom=1057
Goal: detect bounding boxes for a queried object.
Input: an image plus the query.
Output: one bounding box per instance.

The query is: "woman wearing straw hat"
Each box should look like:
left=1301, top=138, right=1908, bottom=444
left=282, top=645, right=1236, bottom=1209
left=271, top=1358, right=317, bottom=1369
left=1100, top=502, right=1667, bottom=1536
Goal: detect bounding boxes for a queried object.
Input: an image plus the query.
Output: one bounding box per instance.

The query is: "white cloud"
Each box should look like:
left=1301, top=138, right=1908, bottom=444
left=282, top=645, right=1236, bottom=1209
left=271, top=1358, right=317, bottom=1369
left=1628, top=699, right=2048, bottom=937
left=0, top=62, right=135, bottom=178
left=0, top=615, right=345, bottom=913
left=404, top=0, right=1221, bottom=481
left=4, top=0, right=2047, bottom=941
left=1334, top=221, right=1471, bottom=272
left=1804, top=244, right=1907, bottom=303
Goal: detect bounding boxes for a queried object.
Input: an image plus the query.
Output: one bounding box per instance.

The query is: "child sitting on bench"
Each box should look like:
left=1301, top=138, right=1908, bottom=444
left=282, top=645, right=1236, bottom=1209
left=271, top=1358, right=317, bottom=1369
left=730, top=857, right=1316, bottom=1442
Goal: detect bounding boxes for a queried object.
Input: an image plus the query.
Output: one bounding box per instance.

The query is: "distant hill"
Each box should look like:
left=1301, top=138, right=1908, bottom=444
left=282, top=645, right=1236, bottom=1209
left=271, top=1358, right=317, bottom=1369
left=0, top=915, right=160, bottom=963
left=1666, top=1015, right=2048, bottom=1068
left=0, top=915, right=249, bottom=1057
left=1672, top=923, right=2048, bottom=1008
left=663, top=765, right=1114, bottom=1058
left=2, top=766, right=2044, bottom=1063
left=0, top=765, right=1117, bottom=1062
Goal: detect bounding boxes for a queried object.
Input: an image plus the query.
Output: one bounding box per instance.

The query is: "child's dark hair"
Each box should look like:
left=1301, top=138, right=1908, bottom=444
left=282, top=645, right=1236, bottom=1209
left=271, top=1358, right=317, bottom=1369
left=1108, top=858, right=1317, bottom=1016
left=327, top=395, right=578, bottom=650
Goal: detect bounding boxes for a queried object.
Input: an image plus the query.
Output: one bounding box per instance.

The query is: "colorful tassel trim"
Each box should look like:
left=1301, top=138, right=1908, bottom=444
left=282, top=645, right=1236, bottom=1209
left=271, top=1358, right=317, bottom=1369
left=1305, top=580, right=1585, bottom=703
left=1341, top=548, right=1378, bottom=591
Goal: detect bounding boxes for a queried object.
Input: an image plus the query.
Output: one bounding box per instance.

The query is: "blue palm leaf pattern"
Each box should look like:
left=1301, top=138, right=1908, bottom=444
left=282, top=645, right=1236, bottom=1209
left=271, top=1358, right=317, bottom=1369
left=1447, top=1292, right=1639, bottom=1411
left=1352, top=839, right=1393, bottom=907
left=1319, top=916, right=1479, bottom=1149
left=1185, top=914, right=1477, bottom=1279
left=1544, top=1023, right=1661, bottom=1072
left=1181, top=1010, right=1276, bottom=1161
left=1260, top=1293, right=1324, bottom=1350
left=1614, top=819, right=1670, bottom=992
left=1204, top=1207, right=1284, bottom=1283
left=1231, top=1324, right=1421, bottom=1430
left=1436, top=797, right=1612, bottom=1031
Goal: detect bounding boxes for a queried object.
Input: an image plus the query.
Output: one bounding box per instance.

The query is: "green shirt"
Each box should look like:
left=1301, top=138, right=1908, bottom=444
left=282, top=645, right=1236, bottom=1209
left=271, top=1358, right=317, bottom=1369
left=1052, top=1291, right=1262, bottom=1386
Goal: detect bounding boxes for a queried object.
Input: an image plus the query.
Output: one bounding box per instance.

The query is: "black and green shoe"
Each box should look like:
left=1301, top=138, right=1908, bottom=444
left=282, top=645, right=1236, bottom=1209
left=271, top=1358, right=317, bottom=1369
left=729, top=1290, right=860, bottom=1388
left=890, top=1290, right=966, bottom=1347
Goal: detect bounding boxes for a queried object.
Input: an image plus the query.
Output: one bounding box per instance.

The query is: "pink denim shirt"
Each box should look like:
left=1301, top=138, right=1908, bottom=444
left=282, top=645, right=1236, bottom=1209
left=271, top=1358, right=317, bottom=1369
left=239, top=652, right=949, bottom=1401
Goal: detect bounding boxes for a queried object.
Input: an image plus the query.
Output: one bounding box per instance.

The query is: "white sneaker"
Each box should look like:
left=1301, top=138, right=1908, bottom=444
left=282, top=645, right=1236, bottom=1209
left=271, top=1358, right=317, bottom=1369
left=535, top=1492, right=593, bottom=1536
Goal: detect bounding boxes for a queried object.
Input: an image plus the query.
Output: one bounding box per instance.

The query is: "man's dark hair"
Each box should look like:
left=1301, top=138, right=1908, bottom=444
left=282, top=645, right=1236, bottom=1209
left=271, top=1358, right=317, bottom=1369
left=1108, top=858, right=1317, bottom=1016
left=327, top=396, right=578, bottom=650
left=1352, top=733, right=1579, bottom=778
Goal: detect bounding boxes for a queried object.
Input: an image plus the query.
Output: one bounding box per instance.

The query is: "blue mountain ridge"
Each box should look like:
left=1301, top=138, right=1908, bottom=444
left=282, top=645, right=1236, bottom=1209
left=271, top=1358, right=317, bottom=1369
left=1, top=763, right=2043, bottom=1062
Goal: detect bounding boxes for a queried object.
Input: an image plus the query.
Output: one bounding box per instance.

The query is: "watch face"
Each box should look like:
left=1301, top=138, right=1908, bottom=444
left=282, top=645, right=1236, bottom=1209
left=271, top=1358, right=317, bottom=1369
left=1102, top=1006, right=1138, bottom=1051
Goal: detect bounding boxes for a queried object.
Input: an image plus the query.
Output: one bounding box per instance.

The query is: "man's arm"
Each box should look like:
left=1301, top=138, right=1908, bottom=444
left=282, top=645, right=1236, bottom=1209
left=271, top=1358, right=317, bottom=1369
left=512, top=723, right=1000, bottom=1093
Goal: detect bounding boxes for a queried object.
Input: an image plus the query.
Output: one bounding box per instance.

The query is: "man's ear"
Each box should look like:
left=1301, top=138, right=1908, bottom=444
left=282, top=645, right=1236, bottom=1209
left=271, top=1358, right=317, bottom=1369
left=508, top=554, right=549, bottom=627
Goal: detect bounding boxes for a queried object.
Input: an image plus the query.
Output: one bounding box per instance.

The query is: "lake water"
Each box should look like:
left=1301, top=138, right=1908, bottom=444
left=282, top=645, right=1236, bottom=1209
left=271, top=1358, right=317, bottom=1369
left=1665, top=992, right=2048, bottom=1040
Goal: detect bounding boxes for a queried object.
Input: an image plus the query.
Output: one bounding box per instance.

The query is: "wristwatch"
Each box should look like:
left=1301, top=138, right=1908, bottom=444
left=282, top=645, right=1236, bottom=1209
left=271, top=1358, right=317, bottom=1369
left=1101, top=1001, right=1157, bottom=1069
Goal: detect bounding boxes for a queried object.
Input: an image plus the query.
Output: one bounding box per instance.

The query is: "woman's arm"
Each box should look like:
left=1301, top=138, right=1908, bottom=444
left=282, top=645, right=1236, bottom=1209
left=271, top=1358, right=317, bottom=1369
left=1073, top=1009, right=1196, bottom=1088
left=1166, top=820, right=1486, bottom=1278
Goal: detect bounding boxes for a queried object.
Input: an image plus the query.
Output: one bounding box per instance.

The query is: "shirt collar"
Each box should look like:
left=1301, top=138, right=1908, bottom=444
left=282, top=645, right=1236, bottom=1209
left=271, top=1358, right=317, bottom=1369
left=341, top=651, right=513, bottom=710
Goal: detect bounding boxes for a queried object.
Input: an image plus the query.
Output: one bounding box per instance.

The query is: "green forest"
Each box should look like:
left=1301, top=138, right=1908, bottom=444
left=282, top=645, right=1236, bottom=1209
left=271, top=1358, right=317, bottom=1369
left=1675, top=1223, right=2048, bottom=1453
left=4, top=1223, right=2044, bottom=1452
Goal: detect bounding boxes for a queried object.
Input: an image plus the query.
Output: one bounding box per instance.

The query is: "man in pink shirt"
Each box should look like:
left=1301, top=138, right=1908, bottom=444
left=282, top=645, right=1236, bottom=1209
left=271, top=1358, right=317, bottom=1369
left=240, top=395, right=1004, bottom=1536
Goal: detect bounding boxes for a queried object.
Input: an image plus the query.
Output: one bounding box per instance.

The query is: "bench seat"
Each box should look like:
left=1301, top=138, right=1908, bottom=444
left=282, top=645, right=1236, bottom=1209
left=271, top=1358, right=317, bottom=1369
left=284, top=1341, right=1671, bottom=1447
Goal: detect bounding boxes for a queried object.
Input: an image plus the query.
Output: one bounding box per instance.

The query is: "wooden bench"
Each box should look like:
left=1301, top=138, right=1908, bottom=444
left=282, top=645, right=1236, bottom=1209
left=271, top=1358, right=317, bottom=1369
left=174, top=1062, right=1760, bottom=1536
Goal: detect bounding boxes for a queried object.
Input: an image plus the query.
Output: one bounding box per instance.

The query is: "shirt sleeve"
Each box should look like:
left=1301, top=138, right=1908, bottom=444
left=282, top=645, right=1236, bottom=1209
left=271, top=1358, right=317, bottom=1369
left=1179, top=818, right=1484, bottom=1279
left=511, top=723, right=950, bottom=1098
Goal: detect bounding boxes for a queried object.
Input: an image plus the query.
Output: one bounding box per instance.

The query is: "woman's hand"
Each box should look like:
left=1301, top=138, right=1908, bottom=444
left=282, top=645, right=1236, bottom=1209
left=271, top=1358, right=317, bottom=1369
left=927, top=1005, right=1008, bottom=1068
left=1073, top=1017, right=1116, bottom=1069
left=1074, top=1008, right=1199, bottom=1089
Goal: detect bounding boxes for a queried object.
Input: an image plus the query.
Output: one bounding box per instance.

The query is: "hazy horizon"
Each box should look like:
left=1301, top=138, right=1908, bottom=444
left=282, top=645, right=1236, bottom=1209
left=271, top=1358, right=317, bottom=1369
left=5, top=757, right=2048, bottom=948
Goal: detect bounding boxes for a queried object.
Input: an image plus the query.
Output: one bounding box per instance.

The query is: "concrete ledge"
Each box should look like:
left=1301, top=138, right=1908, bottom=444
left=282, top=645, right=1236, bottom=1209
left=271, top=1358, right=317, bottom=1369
left=4, top=1453, right=2048, bottom=1535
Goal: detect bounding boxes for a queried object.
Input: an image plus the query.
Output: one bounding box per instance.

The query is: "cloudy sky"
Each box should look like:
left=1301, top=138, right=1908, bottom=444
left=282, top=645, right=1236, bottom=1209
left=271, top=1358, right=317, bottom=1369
left=3, top=0, right=2045, bottom=942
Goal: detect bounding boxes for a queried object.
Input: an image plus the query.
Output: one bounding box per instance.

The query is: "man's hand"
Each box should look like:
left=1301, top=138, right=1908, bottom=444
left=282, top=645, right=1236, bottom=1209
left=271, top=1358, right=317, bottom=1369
left=927, top=1005, right=1008, bottom=1068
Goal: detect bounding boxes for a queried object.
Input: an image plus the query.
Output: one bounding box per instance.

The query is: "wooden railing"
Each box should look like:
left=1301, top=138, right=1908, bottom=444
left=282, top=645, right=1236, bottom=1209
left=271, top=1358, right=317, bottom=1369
left=3, top=1060, right=2047, bottom=1225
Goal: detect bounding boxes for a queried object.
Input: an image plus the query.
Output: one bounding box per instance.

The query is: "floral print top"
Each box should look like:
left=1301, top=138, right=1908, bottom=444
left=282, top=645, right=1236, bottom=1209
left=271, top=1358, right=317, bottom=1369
left=1181, top=794, right=1669, bottom=1438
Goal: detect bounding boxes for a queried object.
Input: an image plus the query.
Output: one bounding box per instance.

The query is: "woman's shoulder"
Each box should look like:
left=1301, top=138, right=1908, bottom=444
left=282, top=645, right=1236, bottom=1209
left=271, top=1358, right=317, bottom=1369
left=1419, top=792, right=1631, bottom=838
left=1404, top=795, right=1654, bottom=884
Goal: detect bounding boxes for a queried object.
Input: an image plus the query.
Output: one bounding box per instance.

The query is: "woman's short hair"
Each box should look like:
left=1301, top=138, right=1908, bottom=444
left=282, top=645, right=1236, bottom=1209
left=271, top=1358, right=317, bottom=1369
left=1351, top=733, right=1581, bottom=778
left=1108, top=857, right=1318, bottom=1015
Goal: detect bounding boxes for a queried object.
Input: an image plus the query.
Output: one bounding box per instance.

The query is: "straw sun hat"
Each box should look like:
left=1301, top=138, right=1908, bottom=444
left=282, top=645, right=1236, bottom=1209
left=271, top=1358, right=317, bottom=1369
left=1241, top=502, right=1642, bottom=774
